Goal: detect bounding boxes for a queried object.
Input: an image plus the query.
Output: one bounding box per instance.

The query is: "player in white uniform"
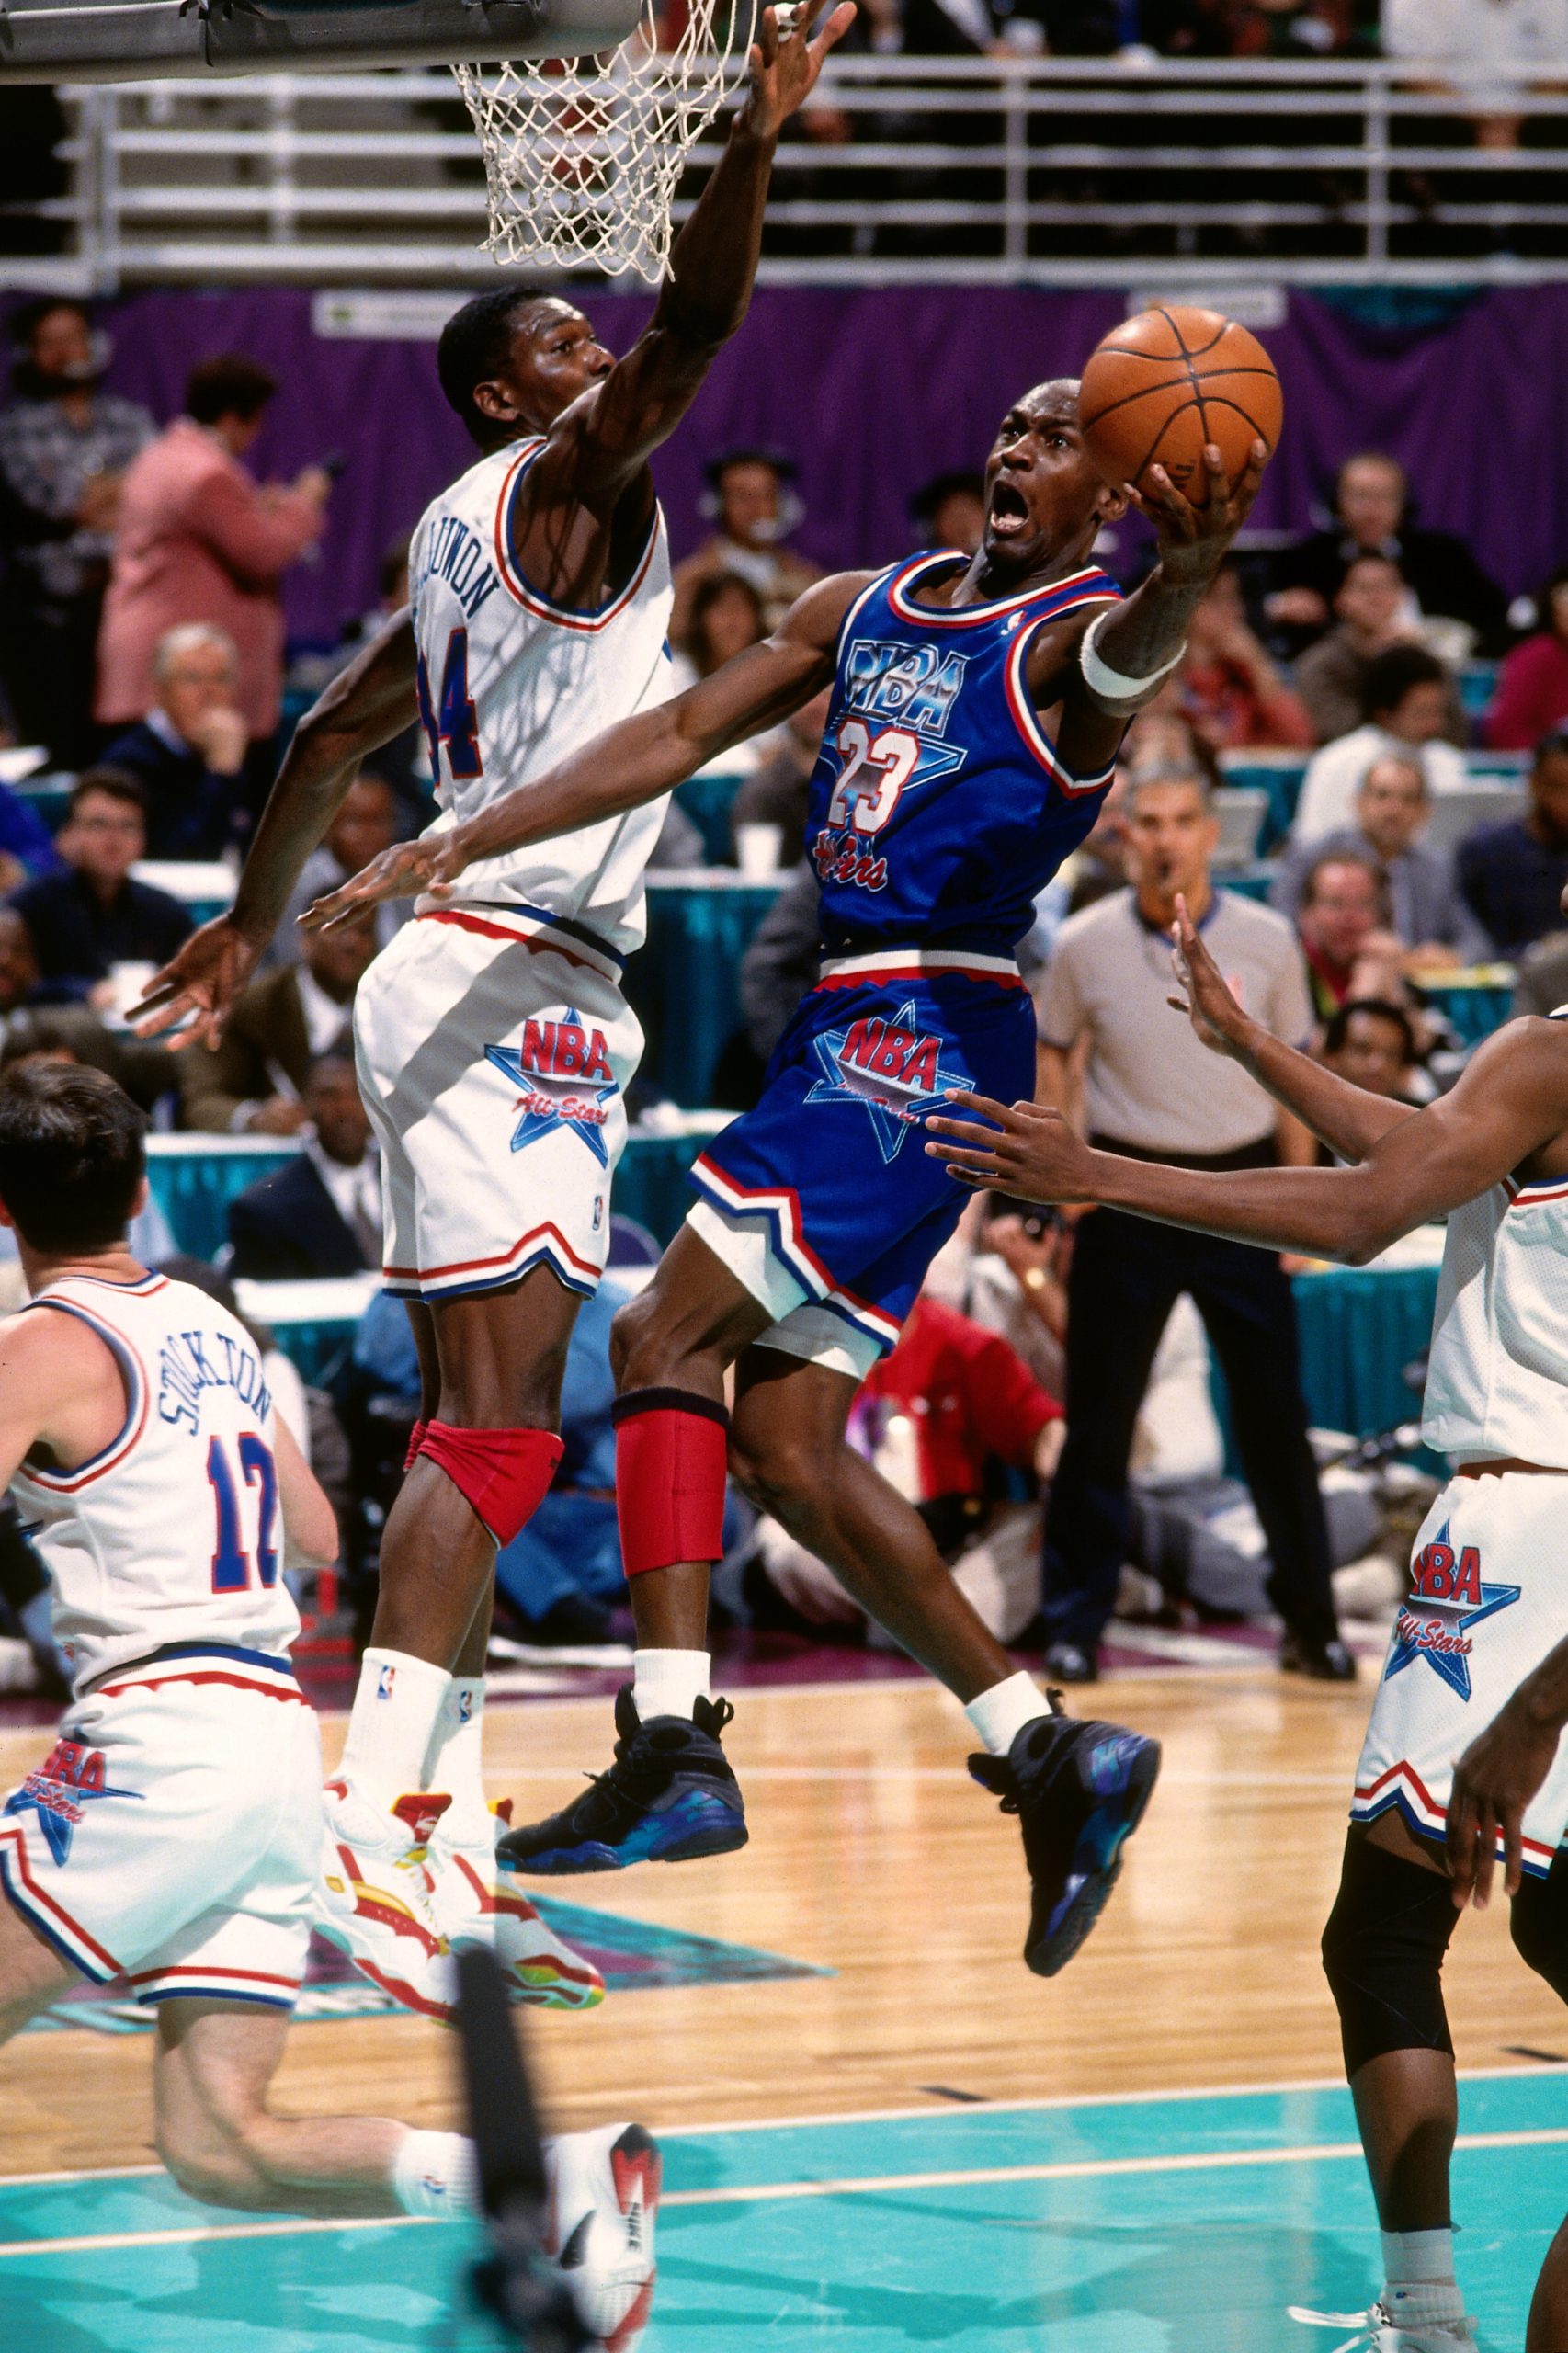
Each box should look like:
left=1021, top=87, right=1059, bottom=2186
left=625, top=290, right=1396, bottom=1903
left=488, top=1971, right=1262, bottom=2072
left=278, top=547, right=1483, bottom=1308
left=923, top=904, right=1568, bottom=2353
left=0, top=1063, right=661, bottom=2351
left=137, top=0, right=852, bottom=2013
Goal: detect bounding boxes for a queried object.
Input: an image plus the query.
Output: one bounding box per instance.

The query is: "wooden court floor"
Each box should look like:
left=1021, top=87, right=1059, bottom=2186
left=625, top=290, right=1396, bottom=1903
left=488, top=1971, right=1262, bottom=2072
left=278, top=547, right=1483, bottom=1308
left=2, top=1665, right=1563, bottom=2179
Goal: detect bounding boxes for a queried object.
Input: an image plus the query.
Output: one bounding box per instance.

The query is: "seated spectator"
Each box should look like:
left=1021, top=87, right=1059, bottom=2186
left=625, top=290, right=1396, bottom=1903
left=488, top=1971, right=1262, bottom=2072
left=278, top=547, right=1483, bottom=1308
left=729, top=689, right=832, bottom=869
left=0, top=1002, right=176, bottom=1116
left=667, top=570, right=767, bottom=696
left=909, top=468, right=985, bottom=555
left=1295, top=850, right=1406, bottom=1020
left=1485, top=564, right=1568, bottom=752
left=177, top=912, right=376, bottom=1133
left=670, top=448, right=820, bottom=642
left=1176, top=563, right=1314, bottom=751
left=1266, top=450, right=1510, bottom=654
left=1457, top=724, right=1568, bottom=958
left=0, top=780, right=62, bottom=896
left=276, top=772, right=407, bottom=962
left=1294, top=553, right=1437, bottom=745
left=1271, top=751, right=1490, bottom=967
left=738, top=860, right=821, bottom=1065
left=0, top=911, right=40, bottom=1024
left=9, top=769, right=191, bottom=1008
left=1119, top=708, right=1223, bottom=794
left=1513, top=928, right=1568, bottom=1019
left=226, top=1051, right=380, bottom=1279
left=99, top=621, right=247, bottom=860
left=1292, top=644, right=1470, bottom=843
left=1318, top=996, right=1420, bottom=1107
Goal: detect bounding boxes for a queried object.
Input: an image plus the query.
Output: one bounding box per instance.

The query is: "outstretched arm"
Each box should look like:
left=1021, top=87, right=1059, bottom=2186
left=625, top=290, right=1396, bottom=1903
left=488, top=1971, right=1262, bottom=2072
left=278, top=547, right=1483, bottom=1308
left=543, top=1, right=854, bottom=506
left=301, top=573, right=862, bottom=929
left=1037, top=441, right=1268, bottom=779
left=1167, top=895, right=1416, bottom=1164
left=924, top=1017, right=1568, bottom=1265
left=135, top=609, right=419, bottom=1045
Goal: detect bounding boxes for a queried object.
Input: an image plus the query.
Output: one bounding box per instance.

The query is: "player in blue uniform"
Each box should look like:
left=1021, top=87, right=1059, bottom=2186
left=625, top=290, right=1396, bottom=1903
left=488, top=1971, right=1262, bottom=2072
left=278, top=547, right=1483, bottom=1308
left=310, top=385, right=1266, bottom=1975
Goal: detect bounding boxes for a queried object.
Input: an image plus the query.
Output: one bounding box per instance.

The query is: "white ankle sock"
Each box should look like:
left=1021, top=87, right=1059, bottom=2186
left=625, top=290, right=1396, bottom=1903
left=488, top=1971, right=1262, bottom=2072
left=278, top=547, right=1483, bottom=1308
left=335, top=1647, right=450, bottom=1815
left=424, top=1676, right=492, bottom=1847
left=632, top=1648, right=710, bottom=1722
left=965, top=1671, right=1051, bottom=1758
left=1381, top=2227, right=1464, bottom=2328
left=391, top=2127, right=479, bottom=2219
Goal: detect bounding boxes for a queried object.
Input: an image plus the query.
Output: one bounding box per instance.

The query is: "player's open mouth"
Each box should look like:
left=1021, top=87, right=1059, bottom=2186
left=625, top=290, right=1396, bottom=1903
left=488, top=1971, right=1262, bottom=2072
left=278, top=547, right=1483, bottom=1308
left=989, top=481, right=1030, bottom=537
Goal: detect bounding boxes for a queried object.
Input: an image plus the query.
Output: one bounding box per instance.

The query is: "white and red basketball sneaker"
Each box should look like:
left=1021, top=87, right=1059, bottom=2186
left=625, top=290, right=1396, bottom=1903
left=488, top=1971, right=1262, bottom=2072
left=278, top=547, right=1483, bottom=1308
left=545, top=2121, right=662, bottom=2353
left=315, top=1779, right=455, bottom=2023
left=427, top=1802, right=605, bottom=2011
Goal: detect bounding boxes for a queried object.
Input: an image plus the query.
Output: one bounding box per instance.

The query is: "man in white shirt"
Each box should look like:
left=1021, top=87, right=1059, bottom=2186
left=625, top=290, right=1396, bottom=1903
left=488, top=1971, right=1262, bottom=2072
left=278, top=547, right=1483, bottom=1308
left=1293, top=642, right=1470, bottom=844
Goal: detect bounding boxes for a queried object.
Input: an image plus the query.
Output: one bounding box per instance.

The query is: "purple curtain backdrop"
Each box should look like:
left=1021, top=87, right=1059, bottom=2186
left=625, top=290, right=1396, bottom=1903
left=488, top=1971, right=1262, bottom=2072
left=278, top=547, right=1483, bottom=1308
left=16, top=281, right=1567, bottom=644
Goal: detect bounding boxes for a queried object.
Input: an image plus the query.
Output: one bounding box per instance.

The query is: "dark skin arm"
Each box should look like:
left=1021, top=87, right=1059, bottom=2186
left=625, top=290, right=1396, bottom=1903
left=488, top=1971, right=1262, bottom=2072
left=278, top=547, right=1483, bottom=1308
left=1448, top=1641, right=1568, bottom=1910
left=301, top=572, right=866, bottom=927
left=134, top=608, right=417, bottom=1047
left=923, top=1017, right=1568, bottom=1266
left=1167, top=893, right=1417, bottom=1164
left=508, top=0, right=854, bottom=608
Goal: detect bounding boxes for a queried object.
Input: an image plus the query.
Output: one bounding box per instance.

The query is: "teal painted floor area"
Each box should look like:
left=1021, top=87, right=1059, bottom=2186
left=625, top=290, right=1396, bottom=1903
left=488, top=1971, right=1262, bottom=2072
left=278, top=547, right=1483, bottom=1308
left=3, top=2071, right=1565, bottom=2349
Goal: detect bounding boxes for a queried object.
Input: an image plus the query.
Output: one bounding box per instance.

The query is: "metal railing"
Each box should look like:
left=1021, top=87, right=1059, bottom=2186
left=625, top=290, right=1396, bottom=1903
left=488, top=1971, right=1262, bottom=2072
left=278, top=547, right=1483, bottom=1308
left=6, top=54, right=1568, bottom=291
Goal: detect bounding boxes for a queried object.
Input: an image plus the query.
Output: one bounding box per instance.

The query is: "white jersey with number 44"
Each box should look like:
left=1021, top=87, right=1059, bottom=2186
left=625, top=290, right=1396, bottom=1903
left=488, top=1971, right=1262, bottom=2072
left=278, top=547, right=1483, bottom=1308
left=11, top=1270, right=299, bottom=1694
left=408, top=438, right=676, bottom=959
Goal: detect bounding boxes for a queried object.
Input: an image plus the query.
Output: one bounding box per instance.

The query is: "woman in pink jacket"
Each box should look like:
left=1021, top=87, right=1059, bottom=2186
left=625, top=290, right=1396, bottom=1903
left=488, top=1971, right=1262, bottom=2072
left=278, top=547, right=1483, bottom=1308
left=96, top=352, right=329, bottom=752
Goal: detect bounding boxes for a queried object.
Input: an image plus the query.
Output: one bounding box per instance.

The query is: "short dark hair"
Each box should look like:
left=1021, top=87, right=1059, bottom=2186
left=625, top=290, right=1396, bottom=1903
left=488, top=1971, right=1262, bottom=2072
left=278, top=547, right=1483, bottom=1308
left=704, top=445, right=796, bottom=491
left=0, top=1063, right=145, bottom=1253
left=1361, top=642, right=1447, bottom=722
left=1300, top=847, right=1386, bottom=907
left=1341, top=549, right=1404, bottom=584
left=185, top=351, right=278, bottom=426
left=908, top=468, right=984, bottom=529
left=11, top=296, right=87, bottom=348
left=69, top=767, right=145, bottom=823
left=1535, top=722, right=1568, bottom=767
left=1322, top=995, right=1416, bottom=1064
left=437, top=287, right=554, bottom=448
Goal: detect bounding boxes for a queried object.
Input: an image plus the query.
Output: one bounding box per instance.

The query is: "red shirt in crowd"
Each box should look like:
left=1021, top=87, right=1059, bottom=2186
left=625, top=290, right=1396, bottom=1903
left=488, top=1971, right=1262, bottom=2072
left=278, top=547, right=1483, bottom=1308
left=1484, top=631, right=1568, bottom=752
left=860, top=1296, right=1061, bottom=1499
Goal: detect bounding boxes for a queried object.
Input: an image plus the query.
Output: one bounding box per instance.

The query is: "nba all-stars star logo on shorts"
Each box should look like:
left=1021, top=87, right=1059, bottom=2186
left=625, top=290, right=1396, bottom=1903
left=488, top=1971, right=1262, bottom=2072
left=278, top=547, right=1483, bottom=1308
left=1353, top=1469, right=1568, bottom=1875
left=353, top=904, right=644, bottom=1303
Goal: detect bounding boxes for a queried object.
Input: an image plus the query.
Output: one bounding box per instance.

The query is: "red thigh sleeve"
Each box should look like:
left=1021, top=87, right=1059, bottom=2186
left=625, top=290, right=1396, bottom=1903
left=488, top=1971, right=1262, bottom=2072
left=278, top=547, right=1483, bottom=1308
left=415, top=1422, right=563, bottom=1547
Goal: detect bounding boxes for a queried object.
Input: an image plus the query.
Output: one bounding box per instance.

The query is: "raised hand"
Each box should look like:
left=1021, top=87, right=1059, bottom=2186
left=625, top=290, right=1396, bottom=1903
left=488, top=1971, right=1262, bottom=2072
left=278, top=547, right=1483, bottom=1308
left=299, top=834, right=465, bottom=934
left=923, top=1090, right=1095, bottom=1202
left=742, top=0, right=858, bottom=141
left=1128, top=438, right=1268, bottom=593
left=1166, top=892, right=1252, bottom=1060
left=133, top=915, right=267, bottom=1051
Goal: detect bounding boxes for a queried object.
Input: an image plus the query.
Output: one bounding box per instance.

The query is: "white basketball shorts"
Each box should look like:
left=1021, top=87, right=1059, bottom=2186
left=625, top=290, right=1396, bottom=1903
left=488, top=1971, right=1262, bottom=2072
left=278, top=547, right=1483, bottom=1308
left=1352, top=1468, right=1568, bottom=1877
left=0, top=1643, right=321, bottom=2004
left=353, top=904, right=643, bottom=1302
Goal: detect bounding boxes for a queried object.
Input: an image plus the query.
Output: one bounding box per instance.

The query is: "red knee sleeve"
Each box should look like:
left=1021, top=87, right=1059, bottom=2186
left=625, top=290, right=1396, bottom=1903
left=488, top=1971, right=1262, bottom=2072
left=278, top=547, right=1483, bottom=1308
left=403, top=1418, right=429, bottom=1473
left=612, top=1390, right=729, bottom=1576
left=415, top=1421, right=563, bottom=1547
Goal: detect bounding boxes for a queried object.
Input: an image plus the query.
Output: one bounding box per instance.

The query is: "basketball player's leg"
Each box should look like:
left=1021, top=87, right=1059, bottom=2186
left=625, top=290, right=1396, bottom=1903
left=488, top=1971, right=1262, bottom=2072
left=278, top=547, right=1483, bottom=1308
left=0, top=1884, right=83, bottom=2040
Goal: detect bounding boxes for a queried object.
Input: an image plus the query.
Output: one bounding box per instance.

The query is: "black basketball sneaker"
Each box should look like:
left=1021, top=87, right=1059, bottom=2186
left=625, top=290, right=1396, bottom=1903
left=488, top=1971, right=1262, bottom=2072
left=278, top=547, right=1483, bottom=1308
left=497, top=1686, right=748, bottom=1875
left=968, top=1692, right=1161, bottom=1977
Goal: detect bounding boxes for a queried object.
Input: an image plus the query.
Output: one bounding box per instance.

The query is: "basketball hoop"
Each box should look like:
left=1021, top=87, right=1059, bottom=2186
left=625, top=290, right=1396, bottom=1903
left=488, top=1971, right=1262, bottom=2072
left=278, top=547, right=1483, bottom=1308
left=454, top=0, right=759, bottom=284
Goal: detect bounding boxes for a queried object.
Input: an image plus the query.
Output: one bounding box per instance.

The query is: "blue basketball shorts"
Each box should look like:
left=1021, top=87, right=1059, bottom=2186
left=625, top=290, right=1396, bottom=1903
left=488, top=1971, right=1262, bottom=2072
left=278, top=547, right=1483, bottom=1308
left=687, top=954, right=1036, bottom=1380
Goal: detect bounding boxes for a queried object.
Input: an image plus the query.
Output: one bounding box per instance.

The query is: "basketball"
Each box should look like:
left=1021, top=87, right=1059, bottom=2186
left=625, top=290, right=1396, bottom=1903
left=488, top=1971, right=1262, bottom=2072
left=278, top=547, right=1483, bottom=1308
left=1079, top=306, right=1283, bottom=506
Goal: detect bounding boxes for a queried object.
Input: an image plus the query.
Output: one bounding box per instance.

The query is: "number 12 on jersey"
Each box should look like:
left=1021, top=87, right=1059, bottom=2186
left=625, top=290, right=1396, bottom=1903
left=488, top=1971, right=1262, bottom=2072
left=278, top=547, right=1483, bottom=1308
left=416, top=627, right=483, bottom=783
left=208, top=1434, right=279, bottom=1593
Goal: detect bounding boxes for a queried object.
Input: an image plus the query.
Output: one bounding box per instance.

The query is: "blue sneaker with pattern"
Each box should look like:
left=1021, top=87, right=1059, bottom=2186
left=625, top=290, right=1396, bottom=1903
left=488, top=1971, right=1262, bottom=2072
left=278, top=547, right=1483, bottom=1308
left=497, top=1686, right=747, bottom=1875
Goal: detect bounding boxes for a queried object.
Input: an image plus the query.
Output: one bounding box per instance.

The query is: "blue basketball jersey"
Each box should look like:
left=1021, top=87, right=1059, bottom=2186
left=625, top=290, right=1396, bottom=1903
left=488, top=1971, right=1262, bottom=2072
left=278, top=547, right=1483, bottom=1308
left=806, top=551, right=1123, bottom=961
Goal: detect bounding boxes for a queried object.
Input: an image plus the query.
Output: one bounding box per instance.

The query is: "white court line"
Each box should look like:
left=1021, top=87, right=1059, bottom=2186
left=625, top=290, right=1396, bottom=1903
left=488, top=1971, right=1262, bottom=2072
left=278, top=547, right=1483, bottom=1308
left=6, top=2123, right=1568, bottom=2259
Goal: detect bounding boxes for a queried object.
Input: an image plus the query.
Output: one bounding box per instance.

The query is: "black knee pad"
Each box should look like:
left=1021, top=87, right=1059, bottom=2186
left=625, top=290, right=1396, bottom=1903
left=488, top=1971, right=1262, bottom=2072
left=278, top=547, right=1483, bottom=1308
left=1321, top=1831, right=1460, bottom=2077
left=1511, top=1851, right=1568, bottom=2003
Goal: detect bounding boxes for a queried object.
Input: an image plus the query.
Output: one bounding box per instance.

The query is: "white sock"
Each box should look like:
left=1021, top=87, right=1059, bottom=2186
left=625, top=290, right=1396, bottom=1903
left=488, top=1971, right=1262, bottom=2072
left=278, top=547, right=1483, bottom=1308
left=632, top=1647, right=710, bottom=1722
left=424, top=1676, right=492, bottom=1847
left=965, top=1671, right=1051, bottom=1758
left=335, top=1647, right=450, bottom=1814
left=391, top=2126, right=479, bottom=2219
left=1381, top=2227, right=1464, bottom=2327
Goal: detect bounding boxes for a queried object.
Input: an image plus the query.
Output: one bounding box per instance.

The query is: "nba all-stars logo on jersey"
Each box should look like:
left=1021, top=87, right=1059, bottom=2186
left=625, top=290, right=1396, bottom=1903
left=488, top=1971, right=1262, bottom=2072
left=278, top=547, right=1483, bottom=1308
left=1384, top=1525, right=1522, bottom=1700
left=2, top=1736, right=140, bottom=1864
left=806, top=1004, right=971, bottom=1164
left=485, top=1012, right=618, bottom=1169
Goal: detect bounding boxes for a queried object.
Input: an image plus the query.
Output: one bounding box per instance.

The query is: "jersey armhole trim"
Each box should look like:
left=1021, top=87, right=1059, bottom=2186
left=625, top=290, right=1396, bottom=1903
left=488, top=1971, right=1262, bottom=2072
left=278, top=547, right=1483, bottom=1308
left=17, top=1297, right=148, bottom=1492
left=493, top=442, right=664, bottom=632
left=1005, top=608, right=1121, bottom=797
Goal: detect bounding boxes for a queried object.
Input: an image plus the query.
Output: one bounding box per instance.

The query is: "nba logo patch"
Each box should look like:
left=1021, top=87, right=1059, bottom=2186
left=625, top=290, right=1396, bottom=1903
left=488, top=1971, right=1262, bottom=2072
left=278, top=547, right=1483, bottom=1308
left=377, top=1665, right=396, bottom=1701
left=458, top=1688, right=473, bottom=1725
left=593, top=1196, right=605, bottom=1233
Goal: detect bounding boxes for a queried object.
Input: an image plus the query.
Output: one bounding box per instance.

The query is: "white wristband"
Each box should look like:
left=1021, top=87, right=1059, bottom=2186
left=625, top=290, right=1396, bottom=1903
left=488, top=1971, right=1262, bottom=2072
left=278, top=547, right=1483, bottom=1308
left=1079, top=605, right=1187, bottom=707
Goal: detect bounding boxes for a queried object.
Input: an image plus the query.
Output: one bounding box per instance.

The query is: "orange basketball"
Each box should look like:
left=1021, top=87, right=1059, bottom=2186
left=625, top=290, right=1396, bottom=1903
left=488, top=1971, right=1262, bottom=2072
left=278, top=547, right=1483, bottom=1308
left=1078, top=306, right=1282, bottom=508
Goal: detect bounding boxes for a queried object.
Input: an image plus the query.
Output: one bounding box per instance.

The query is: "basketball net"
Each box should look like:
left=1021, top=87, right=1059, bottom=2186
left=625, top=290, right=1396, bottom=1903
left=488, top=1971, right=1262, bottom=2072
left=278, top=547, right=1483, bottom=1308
left=455, top=0, right=758, bottom=284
